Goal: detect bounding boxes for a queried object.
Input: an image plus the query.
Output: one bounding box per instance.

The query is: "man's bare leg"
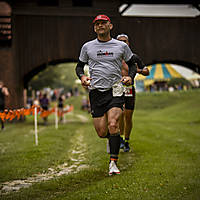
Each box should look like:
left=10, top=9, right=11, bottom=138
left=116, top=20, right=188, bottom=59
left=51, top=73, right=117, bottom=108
left=93, top=113, right=108, bottom=138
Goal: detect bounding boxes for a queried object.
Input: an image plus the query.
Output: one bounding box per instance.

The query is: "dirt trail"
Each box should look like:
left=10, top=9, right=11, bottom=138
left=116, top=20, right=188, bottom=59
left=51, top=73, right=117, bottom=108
left=0, top=115, right=89, bottom=194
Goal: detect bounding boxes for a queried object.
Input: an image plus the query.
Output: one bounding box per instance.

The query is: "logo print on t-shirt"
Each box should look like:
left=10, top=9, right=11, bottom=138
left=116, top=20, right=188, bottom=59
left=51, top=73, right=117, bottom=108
left=97, top=50, right=113, bottom=57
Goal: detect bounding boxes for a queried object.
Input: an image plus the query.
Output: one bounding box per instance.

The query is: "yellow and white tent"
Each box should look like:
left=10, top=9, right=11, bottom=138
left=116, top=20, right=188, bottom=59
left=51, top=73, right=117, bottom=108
left=135, top=63, right=183, bottom=86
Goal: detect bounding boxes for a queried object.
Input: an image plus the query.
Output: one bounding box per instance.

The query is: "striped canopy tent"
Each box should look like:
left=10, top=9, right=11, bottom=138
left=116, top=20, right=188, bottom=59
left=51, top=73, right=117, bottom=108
left=135, top=63, right=183, bottom=86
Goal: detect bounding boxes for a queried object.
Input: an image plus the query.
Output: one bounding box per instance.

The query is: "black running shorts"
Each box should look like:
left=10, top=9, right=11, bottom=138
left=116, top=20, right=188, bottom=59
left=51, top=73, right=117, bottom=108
left=124, top=86, right=136, bottom=110
left=89, top=89, right=124, bottom=118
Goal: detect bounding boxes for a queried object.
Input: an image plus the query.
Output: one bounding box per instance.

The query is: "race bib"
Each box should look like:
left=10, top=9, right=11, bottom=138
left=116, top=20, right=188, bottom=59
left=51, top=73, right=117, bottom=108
left=124, top=85, right=133, bottom=97
left=112, top=82, right=124, bottom=97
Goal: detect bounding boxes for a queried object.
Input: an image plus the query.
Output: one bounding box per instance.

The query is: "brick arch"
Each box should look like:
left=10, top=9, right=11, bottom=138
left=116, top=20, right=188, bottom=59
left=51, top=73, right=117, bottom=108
left=0, top=1, right=200, bottom=108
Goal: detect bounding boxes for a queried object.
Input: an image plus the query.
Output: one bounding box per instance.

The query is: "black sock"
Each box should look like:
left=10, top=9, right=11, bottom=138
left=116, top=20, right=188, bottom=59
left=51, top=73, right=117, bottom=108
left=109, top=133, right=120, bottom=160
left=125, top=138, right=129, bottom=142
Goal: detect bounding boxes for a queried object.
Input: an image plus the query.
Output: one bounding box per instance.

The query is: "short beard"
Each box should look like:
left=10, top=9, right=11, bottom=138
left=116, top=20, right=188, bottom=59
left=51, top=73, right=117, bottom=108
left=98, top=31, right=109, bottom=38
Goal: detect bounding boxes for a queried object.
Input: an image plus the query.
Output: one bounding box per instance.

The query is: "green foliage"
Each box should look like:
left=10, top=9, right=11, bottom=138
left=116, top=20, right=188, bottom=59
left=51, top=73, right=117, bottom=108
left=29, top=63, right=78, bottom=91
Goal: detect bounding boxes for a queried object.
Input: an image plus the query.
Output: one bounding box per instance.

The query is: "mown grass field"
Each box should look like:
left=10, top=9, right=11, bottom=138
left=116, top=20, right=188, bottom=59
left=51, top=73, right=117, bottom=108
left=0, top=90, right=200, bottom=200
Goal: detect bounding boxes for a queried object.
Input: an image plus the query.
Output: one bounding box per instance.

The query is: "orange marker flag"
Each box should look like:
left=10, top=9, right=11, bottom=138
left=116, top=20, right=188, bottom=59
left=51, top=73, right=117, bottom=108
left=63, top=105, right=74, bottom=114
left=24, top=108, right=32, bottom=116
left=50, top=108, right=55, bottom=114
left=5, top=111, right=12, bottom=120
left=9, top=113, right=16, bottom=121
left=40, top=110, right=49, bottom=118
left=31, top=105, right=41, bottom=115
left=16, top=109, right=21, bottom=120
left=0, top=112, right=6, bottom=121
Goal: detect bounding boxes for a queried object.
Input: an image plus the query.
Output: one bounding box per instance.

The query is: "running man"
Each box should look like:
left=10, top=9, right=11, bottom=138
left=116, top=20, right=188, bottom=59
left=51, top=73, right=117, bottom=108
left=0, top=81, right=9, bottom=130
left=75, top=15, right=137, bottom=175
left=117, top=34, right=149, bottom=152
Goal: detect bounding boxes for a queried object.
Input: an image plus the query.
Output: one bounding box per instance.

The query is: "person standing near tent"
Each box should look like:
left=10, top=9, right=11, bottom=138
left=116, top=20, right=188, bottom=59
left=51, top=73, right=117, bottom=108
left=117, top=34, right=149, bottom=152
left=75, top=15, right=137, bottom=175
left=0, top=81, right=9, bottom=130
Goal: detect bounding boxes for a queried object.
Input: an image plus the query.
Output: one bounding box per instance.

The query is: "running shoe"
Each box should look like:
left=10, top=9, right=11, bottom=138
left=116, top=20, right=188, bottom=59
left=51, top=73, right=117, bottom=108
left=124, top=142, right=130, bottom=152
left=109, top=160, right=120, bottom=176
left=120, top=137, right=125, bottom=149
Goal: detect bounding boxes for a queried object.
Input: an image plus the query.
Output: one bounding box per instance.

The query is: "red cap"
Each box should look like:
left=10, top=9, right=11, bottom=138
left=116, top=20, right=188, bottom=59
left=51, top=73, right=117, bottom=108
left=93, top=14, right=111, bottom=24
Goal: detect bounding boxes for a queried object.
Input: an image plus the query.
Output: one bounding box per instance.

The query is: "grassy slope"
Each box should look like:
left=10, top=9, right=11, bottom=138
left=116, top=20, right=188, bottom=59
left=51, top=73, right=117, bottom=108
left=0, top=90, right=200, bottom=200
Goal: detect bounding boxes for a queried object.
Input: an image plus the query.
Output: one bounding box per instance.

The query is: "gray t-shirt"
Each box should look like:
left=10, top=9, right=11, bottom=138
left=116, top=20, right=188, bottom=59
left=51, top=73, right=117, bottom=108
left=79, top=38, right=133, bottom=91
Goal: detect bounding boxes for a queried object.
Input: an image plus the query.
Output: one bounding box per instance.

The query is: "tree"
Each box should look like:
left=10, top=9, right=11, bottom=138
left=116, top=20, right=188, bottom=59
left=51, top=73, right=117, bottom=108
left=28, top=63, right=78, bottom=91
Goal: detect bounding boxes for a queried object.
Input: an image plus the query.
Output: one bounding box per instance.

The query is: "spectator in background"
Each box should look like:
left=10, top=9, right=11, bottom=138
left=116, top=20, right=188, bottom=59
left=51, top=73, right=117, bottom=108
left=81, top=95, right=88, bottom=111
left=51, top=90, right=57, bottom=102
left=40, top=93, right=49, bottom=125
left=74, top=87, right=79, bottom=96
left=58, top=94, right=65, bottom=122
left=33, top=98, right=40, bottom=106
left=27, top=97, right=33, bottom=108
left=0, top=81, right=9, bottom=130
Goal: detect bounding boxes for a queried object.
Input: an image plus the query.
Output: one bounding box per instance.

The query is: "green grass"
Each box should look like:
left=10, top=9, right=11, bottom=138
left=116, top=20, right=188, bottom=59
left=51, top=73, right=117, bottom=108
left=0, top=90, right=200, bottom=200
